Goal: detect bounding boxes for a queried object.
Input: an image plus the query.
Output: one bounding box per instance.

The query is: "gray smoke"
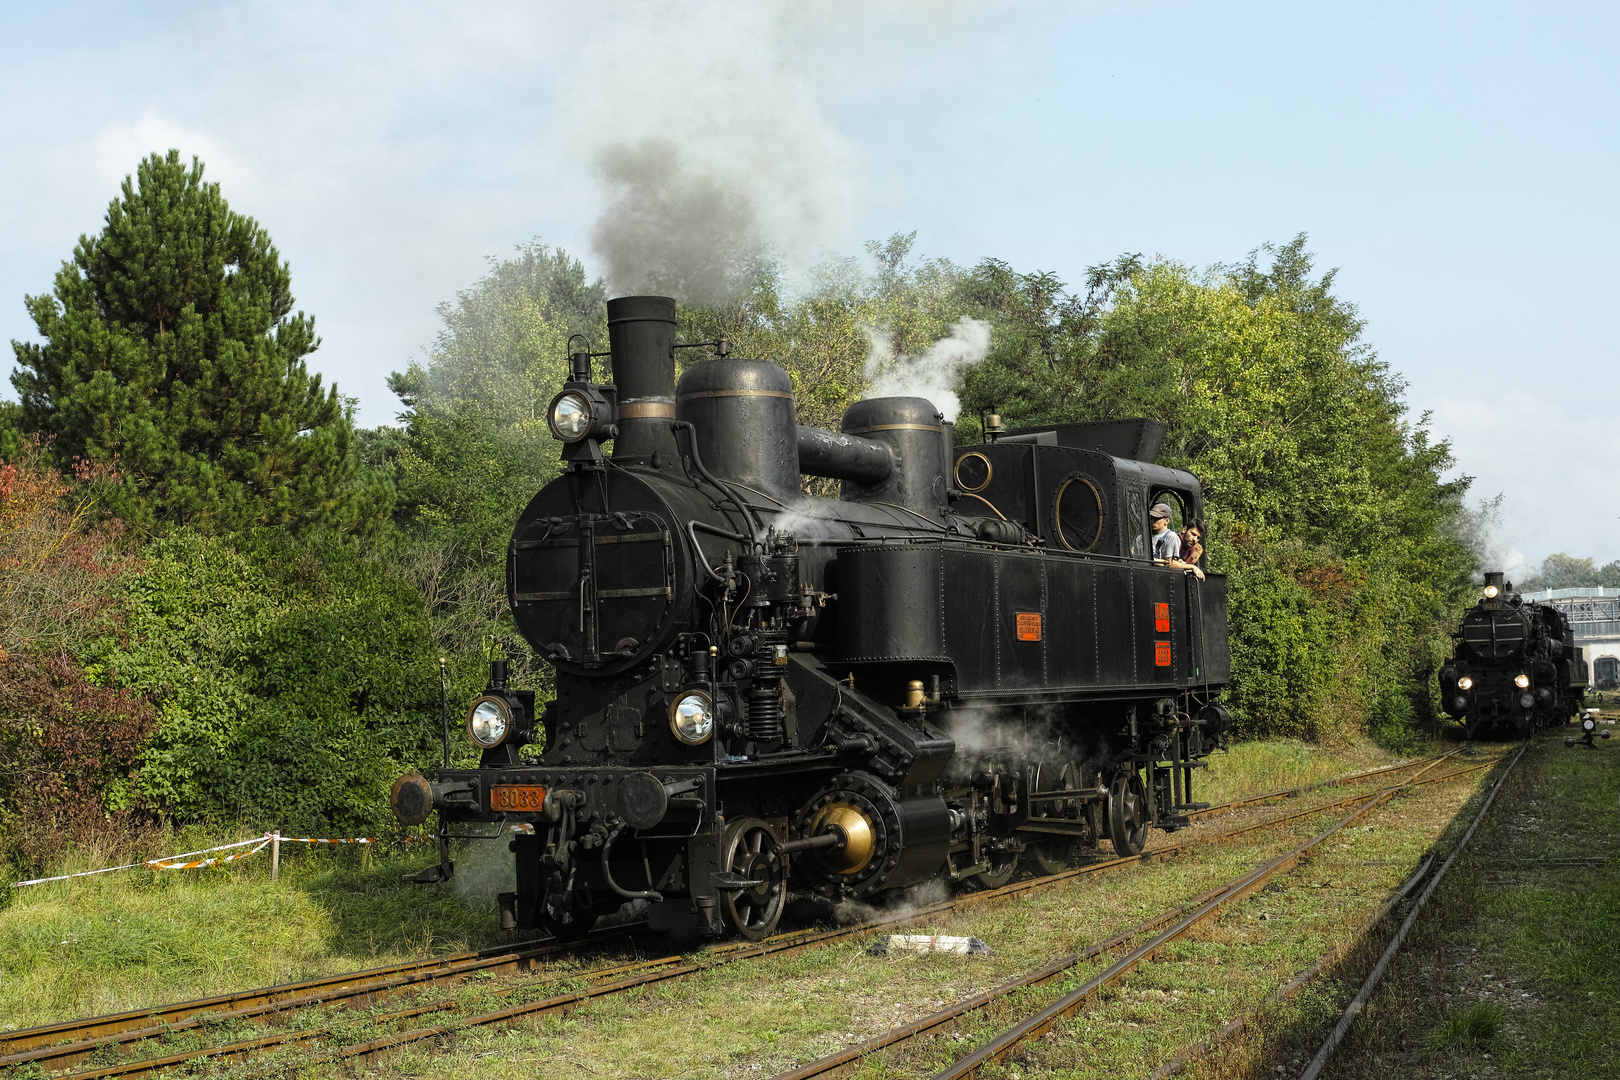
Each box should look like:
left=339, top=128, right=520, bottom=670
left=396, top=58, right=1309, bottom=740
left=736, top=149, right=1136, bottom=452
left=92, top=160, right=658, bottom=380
left=555, top=2, right=866, bottom=303
left=588, top=139, right=760, bottom=307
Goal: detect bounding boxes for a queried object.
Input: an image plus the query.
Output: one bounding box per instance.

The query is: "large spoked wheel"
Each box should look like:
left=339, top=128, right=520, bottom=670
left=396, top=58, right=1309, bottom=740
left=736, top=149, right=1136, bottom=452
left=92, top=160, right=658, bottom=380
left=1107, top=770, right=1149, bottom=857
left=1022, top=838, right=1074, bottom=876
left=539, top=889, right=601, bottom=941
left=967, top=848, right=1018, bottom=890
left=719, top=818, right=787, bottom=941
left=1023, top=761, right=1082, bottom=875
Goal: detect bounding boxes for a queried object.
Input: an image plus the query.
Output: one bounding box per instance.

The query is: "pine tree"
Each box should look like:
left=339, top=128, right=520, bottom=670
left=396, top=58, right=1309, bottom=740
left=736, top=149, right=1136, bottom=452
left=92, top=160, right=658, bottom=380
left=7, top=150, right=390, bottom=536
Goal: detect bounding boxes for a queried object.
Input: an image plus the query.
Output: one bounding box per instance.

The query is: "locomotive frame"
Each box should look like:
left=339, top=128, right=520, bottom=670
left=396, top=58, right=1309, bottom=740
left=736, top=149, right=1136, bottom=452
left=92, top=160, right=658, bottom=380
left=391, top=295, right=1232, bottom=940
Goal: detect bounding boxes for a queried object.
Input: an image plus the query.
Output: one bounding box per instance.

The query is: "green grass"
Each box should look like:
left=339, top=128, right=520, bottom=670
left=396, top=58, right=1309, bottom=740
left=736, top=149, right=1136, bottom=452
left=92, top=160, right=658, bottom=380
left=0, top=836, right=512, bottom=1031
left=1194, top=736, right=1423, bottom=807
left=1426, top=1001, right=1503, bottom=1050
left=1185, top=732, right=1620, bottom=1079
left=0, top=735, right=1436, bottom=1059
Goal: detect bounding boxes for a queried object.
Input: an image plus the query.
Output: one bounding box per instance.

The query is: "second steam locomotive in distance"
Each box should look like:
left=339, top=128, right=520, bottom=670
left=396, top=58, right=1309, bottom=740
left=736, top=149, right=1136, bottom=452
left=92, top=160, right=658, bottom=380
left=391, top=295, right=1232, bottom=940
left=1440, top=570, right=1588, bottom=740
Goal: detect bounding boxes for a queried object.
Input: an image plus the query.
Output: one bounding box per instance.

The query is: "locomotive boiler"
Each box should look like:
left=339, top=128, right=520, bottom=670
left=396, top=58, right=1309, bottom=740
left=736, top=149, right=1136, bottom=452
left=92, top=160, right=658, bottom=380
left=390, top=295, right=1232, bottom=940
left=1439, top=571, right=1588, bottom=739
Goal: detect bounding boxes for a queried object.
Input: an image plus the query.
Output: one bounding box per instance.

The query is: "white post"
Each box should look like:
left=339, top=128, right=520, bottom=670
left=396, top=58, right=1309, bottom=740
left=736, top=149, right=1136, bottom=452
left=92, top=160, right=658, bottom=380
left=270, top=831, right=280, bottom=881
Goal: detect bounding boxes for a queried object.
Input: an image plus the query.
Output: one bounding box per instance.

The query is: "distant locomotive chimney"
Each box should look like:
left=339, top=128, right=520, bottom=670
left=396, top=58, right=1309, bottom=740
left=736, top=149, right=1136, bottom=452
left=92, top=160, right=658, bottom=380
left=606, top=295, right=680, bottom=462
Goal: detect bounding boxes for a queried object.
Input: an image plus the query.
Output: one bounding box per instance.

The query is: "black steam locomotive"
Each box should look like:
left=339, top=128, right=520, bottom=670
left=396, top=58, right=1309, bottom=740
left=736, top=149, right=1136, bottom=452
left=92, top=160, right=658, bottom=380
left=390, top=295, right=1232, bottom=940
left=1439, top=571, right=1588, bottom=739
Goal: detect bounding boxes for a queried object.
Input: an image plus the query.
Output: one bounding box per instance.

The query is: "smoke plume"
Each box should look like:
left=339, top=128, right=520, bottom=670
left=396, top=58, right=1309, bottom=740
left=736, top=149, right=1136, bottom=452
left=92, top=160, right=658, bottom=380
left=555, top=2, right=865, bottom=303
left=863, top=317, right=993, bottom=422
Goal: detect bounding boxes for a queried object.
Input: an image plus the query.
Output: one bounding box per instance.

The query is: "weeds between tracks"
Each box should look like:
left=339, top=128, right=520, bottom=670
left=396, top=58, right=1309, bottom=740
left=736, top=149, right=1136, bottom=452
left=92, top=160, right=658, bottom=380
left=1196, top=733, right=1620, bottom=1080
left=0, top=742, right=1484, bottom=1079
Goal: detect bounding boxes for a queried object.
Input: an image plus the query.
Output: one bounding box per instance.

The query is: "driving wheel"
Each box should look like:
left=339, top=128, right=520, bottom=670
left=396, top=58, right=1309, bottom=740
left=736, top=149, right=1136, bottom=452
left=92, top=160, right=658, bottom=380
left=1022, top=761, right=1082, bottom=875
left=719, top=818, right=787, bottom=941
left=1107, top=770, right=1149, bottom=857
left=967, top=847, right=1017, bottom=890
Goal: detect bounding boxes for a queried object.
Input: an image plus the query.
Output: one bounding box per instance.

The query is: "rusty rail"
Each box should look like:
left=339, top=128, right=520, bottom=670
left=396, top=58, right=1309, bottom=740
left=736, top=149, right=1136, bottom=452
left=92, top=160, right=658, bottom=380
left=10, top=751, right=1487, bottom=1078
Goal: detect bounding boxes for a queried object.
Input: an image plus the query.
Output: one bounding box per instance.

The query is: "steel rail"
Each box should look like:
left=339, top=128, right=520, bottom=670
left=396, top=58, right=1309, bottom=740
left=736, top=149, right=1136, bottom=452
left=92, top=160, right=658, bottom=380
left=1145, top=756, right=1522, bottom=1077
left=1297, top=740, right=1528, bottom=1080
left=19, top=752, right=1484, bottom=1078
left=928, top=753, right=1462, bottom=1080
left=1185, top=753, right=1449, bottom=819
left=0, top=926, right=653, bottom=1071
left=0, top=923, right=641, bottom=1059
left=1144, top=853, right=1437, bottom=1079
left=768, top=754, right=1468, bottom=1080
left=6, top=752, right=1454, bottom=1069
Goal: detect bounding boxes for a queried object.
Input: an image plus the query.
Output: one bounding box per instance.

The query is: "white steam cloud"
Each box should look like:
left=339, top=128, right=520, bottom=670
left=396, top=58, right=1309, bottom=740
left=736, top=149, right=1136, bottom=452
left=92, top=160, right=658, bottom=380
left=863, top=317, right=993, bottom=422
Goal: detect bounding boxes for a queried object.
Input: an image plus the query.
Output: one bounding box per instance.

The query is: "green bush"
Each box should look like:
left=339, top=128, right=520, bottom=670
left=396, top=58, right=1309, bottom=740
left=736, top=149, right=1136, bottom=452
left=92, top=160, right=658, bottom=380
left=86, top=529, right=443, bottom=834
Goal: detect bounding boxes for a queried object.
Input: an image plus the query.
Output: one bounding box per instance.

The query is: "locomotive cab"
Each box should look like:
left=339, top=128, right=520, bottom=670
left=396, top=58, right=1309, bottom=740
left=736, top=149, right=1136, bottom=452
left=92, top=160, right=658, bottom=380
left=391, top=295, right=1232, bottom=941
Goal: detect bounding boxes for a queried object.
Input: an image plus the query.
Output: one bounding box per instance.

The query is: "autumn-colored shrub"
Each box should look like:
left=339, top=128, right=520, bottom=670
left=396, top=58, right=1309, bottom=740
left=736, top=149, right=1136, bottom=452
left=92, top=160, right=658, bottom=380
left=0, top=435, right=133, bottom=658
left=0, top=437, right=145, bottom=867
left=0, top=649, right=156, bottom=867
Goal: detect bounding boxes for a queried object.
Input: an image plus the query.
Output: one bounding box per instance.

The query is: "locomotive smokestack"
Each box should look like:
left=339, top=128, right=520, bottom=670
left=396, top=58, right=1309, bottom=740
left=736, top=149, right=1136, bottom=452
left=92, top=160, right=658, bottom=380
left=607, top=295, right=680, bottom=462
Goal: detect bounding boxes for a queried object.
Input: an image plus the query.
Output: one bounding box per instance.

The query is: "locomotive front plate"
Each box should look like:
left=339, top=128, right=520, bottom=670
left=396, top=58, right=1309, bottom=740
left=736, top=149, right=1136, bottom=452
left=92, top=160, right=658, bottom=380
left=490, top=785, right=547, bottom=813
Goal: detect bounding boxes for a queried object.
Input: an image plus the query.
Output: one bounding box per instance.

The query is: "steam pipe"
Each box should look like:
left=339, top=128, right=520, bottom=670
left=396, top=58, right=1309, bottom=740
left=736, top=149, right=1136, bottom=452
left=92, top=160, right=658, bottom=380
left=797, top=426, right=895, bottom=485
left=674, top=421, right=763, bottom=545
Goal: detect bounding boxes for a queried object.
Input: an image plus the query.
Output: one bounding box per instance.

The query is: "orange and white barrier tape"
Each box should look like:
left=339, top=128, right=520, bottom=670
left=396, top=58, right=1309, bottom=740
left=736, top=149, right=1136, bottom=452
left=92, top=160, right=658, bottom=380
left=147, top=835, right=274, bottom=871
left=11, top=834, right=273, bottom=887
left=12, top=832, right=394, bottom=888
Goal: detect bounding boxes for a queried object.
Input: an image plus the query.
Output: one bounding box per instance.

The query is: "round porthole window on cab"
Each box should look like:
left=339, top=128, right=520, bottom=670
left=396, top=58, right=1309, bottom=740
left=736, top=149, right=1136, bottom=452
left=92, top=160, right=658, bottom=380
left=1053, top=475, right=1105, bottom=551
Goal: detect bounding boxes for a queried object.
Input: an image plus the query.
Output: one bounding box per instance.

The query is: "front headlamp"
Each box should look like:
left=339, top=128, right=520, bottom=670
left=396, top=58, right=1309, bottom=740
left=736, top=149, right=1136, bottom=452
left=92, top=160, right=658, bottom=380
left=1519, top=692, right=1536, bottom=710
left=549, top=391, right=594, bottom=442
left=1484, top=584, right=1500, bottom=599
left=1457, top=676, right=1474, bottom=690
left=1584, top=716, right=1596, bottom=732
left=466, top=696, right=513, bottom=748
left=1514, top=674, right=1530, bottom=689
left=668, top=691, right=716, bottom=745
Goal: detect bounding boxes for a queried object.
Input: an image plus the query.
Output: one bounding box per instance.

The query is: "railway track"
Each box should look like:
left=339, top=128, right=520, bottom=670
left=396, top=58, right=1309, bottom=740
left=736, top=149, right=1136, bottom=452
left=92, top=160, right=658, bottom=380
left=1, top=751, right=1480, bottom=1078
left=766, top=750, right=1498, bottom=1080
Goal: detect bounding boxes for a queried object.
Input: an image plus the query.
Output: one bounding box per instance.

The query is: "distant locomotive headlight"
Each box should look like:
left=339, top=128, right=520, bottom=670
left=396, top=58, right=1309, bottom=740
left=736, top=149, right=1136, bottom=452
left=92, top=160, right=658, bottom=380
left=1518, top=692, right=1536, bottom=710
left=1514, top=673, right=1531, bottom=689
left=549, top=391, right=593, bottom=442
left=1484, top=584, right=1500, bottom=598
left=1457, top=676, right=1474, bottom=690
left=466, top=697, right=512, bottom=748
left=669, top=691, right=716, bottom=745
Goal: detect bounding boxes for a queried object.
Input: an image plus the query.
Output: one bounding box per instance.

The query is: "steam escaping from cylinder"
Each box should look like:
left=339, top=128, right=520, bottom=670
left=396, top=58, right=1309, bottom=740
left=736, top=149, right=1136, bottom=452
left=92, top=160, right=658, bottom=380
left=863, top=317, right=993, bottom=422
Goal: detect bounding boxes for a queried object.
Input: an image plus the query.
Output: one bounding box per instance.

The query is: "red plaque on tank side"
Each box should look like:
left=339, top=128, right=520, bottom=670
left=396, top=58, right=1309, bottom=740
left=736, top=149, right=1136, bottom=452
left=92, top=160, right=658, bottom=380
left=1155, top=641, right=1172, bottom=666
left=1016, top=612, right=1042, bottom=641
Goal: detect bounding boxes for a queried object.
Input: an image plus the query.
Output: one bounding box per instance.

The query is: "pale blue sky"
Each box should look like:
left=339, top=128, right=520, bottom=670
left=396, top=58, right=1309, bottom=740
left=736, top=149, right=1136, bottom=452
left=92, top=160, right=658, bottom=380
left=2, top=1, right=1614, bottom=569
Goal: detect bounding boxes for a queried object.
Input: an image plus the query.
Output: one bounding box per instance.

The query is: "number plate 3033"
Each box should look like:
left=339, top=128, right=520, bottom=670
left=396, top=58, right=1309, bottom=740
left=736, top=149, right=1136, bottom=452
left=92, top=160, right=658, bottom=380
left=491, top=785, right=547, bottom=813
